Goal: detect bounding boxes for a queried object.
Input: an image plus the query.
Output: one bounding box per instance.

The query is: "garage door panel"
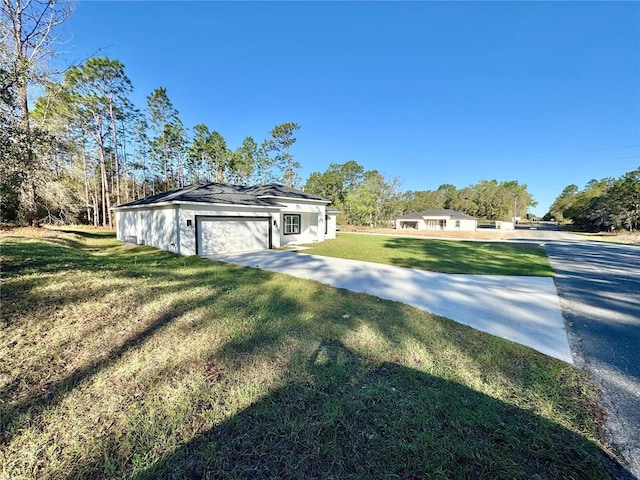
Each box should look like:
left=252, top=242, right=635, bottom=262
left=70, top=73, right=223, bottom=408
left=198, top=217, right=270, bottom=255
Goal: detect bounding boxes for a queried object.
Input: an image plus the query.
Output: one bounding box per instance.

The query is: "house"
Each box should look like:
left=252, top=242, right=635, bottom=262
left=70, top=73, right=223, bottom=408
left=396, top=209, right=477, bottom=232
left=112, top=182, right=338, bottom=256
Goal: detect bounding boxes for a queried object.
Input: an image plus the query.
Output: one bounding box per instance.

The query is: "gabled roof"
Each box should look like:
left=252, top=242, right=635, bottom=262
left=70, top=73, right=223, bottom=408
left=397, top=209, right=476, bottom=220
left=113, top=182, right=329, bottom=210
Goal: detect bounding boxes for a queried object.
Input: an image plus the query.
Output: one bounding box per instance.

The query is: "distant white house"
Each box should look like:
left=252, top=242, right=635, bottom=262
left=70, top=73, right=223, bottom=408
left=112, top=182, right=338, bottom=256
left=396, top=209, right=477, bottom=232
left=495, top=220, right=515, bottom=230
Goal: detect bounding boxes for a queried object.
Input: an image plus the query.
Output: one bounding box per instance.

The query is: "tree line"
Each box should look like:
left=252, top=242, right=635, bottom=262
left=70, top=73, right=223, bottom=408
left=1, top=0, right=540, bottom=229
left=1, top=0, right=302, bottom=226
left=2, top=53, right=302, bottom=226
left=546, top=168, right=640, bottom=232
left=304, top=161, right=537, bottom=227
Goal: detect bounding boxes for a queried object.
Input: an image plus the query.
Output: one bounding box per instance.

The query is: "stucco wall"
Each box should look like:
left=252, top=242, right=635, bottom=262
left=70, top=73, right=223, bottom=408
left=275, top=200, right=326, bottom=245
left=445, top=219, right=477, bottom=231
left=151, top=207, right=179, bottom=251
left=115, top=206, right=177, bottom=252
left=495, top=221, right=515, bottom=230
left=116, top=210, right=138, bottom=242
left=325, top=214, right=338, bottom=240
left=115, top=199, right=335, bottom=256
left=397, top=217, right=477, bottom=231
left=129, top=207, right=178, bottom=252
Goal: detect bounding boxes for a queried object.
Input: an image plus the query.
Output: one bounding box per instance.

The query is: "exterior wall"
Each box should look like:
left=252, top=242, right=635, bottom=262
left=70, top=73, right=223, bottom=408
left=397, top=217, right=476, bottom=231
left=276, top=200, right=327, bottom=246
left=116, top=200, right=335, bottom=256
left=115, top=207, right=177, bottom=251
left=116, top=206, right=178, bottom=252
left=495, top=221, right=515, bottom=230
left=445, top=218, right=477, bottom=231
left=147, top=207, right=179, bottom=252
left=116, top=210, right=138, bottom=242
left=177, top=204, right=281, bottom=256
left=325, top=214, right=338, bottom=240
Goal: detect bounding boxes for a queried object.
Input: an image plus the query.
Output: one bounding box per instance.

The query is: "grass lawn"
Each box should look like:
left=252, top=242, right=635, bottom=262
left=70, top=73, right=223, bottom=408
left=573, top=232, right=640, bottom=246
left=0, top=227, right=627, bottom=479
left=301, top=233, right=553, bottom=276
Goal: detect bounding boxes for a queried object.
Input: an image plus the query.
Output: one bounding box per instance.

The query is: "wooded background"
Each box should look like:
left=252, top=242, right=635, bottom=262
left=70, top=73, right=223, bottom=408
left=2, top=0, right=637, bottom=231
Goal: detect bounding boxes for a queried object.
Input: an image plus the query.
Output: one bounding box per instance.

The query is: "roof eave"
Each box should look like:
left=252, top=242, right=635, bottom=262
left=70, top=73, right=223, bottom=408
left=112, top=201, right=177, bottom=210
left=112, top=200, right=286, bottom=211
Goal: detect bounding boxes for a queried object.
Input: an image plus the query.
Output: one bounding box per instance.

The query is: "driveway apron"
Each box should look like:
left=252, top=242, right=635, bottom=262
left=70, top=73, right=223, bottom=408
left=214, top=250, right=573, bottom=363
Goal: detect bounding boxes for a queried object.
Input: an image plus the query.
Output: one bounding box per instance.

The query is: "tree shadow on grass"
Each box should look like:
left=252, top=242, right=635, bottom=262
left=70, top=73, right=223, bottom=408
left=0, top=236, right=151, bottom=281
left=383, top=237, right=551, bottom=276
left=51, top=228, right=116, bottom=240
left=128, top=339, right=627, bottom=480
left=0, top=238, right=100, bottom=276
left=0, top=240, right=291, bottom=445
left=2, top=234, right=632, bottom=479
left=0, top=239, right=217, bottom=332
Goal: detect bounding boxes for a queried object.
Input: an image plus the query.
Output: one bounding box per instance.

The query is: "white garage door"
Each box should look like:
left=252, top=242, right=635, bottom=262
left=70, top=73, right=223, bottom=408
left=198, top=216, right=270, bottom=255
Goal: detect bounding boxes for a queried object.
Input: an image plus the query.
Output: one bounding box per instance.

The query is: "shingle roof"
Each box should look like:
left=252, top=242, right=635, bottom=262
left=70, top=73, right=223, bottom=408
left=243, top=184, right=327, bottom=201
left=113, top=182, right=329, bottom=209
left=397, top=209, right=476, bottom=220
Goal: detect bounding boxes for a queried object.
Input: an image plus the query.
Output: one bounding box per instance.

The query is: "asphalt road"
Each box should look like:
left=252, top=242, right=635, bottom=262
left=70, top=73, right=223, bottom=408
left=542, top=228, right=640, bottom=478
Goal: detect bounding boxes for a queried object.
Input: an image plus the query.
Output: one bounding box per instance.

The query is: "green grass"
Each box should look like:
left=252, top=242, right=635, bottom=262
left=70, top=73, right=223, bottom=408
left=302, top=233, right=554, bottom=276
left=0, top=227, right=626, bottom=479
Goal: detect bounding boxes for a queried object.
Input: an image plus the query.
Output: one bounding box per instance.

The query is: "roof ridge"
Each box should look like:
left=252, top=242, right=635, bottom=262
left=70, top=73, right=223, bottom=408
left=113, top=182, right=330, bottom=209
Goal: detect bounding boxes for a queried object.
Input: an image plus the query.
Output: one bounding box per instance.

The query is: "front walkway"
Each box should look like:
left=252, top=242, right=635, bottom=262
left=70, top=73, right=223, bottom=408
left=213, top=250, right=573, bottom=363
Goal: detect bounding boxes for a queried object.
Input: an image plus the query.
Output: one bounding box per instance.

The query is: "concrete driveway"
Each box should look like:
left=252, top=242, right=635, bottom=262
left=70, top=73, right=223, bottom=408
left=213, top=250, right=572, bottom=363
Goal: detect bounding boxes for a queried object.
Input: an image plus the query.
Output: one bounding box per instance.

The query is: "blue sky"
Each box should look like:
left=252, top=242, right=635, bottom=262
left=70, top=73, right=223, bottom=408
left=63, top=1, right=639, bottom=216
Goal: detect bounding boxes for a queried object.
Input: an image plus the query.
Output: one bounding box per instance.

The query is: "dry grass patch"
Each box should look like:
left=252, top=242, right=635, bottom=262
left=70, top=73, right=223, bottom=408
left=574, top=231, right=640, bottom=245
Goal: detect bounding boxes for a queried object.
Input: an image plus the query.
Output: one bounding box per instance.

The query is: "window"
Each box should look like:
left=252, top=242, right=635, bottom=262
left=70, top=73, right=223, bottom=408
left=455, top=220, right=460, bottom=229
left=283, top=214, right=301, bottom=235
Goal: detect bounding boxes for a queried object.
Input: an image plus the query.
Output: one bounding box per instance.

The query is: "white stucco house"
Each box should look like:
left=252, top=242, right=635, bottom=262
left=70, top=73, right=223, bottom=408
left=396, top=209, right=477, bottom=232
left=112, top=182, right=338, bottom=256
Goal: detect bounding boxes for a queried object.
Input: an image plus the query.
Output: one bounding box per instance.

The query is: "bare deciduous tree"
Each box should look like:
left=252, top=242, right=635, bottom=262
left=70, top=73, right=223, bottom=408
left=1, top=0, right=73, bottom=224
